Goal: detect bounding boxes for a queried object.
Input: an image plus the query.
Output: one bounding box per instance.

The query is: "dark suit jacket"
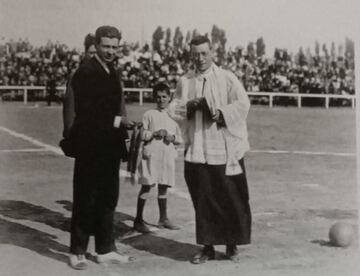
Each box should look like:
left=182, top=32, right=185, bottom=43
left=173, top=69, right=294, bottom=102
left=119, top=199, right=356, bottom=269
left=62, top=73, right=76, bottom=138
left=63, top=61, right=127, bottom=139
left=71, top=57, right=128, bottom=159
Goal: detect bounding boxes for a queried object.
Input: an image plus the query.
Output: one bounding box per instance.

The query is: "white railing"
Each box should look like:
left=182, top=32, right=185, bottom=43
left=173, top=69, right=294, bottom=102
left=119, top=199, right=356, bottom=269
left=246, top=91, right=356, bottom=109
left=0, top=85, right=356, bottom=109
left=0, top=85, right=66, bottom=104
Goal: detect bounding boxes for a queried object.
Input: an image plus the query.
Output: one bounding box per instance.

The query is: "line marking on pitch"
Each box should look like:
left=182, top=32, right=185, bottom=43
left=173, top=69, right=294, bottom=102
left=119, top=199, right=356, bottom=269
left=0, top=125, right=197, bottom=202
left=178, top=147, right=355, bottom=157
left=249, top=149, right=355, bottom=157
left=0, top=148, right=49, bottom=153
left=0, top=125, right=63, bottom=155
left=1, top=125, right=354, bottom=158
left=1, top=125, right=346, bottom=226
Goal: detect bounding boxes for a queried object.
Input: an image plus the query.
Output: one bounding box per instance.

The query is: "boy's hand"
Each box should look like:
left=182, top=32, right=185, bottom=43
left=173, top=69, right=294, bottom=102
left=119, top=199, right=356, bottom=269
left=153, top=129, right=168, bottom=139
left=163, top=134, right=175, bottom=145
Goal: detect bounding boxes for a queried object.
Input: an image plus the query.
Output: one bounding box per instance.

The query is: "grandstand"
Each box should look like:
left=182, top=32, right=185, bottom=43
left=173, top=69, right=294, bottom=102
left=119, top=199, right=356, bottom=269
left=0, top=37, right=355, bottom=107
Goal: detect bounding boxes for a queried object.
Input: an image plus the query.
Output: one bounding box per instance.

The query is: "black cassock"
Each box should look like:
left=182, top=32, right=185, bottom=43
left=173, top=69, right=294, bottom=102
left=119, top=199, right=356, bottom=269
left=184, top=159, right=251, bottom=245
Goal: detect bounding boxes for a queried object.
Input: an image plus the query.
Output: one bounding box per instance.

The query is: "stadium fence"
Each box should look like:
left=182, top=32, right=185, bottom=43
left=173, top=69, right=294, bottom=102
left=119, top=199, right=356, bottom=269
left=0, top=86, right=355, bottom=109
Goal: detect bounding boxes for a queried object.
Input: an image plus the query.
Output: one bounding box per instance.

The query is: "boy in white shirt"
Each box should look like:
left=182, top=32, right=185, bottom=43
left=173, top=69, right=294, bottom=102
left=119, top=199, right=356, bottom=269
left=133, top=83, right=182, bottom=233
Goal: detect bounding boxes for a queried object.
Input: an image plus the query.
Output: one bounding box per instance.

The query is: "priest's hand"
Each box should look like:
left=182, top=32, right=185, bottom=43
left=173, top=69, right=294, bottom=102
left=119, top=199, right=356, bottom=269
left=212, top=110, right=226, bottom=127
left=186, top=97, right=207, bottom=119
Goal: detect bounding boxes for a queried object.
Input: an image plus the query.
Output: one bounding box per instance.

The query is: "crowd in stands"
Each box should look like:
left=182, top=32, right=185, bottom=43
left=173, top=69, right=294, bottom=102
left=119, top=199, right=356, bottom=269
left=0, top=37, right=355, bottom=99
left=0, top=38, right=80, bottom=87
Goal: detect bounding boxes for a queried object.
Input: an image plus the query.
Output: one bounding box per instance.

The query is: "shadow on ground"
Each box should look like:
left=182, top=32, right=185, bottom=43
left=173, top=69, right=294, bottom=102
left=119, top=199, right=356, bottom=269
left=0, top=200, right=70, bottom=231
left=0, top=217, right=69, bottom=262
left=0, top=199, right=200, bottom=262
left=0, top=200, right=70, bottom=262
left=59, top=199, right=201, bottom=262
left=311, top=239, right=333, bottom=247
left=121, top=233, right=201, bottom=262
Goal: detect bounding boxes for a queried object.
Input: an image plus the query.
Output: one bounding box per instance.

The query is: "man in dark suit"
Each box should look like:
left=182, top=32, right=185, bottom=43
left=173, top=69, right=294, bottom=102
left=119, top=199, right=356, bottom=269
left=62, top=33, right=97, bottom=139
left=68, top=25, right=134, bottom=270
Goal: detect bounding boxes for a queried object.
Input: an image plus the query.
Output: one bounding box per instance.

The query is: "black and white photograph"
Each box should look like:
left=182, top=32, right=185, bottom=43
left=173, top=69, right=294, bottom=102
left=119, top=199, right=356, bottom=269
left=0, top=0, right=358, bottom=275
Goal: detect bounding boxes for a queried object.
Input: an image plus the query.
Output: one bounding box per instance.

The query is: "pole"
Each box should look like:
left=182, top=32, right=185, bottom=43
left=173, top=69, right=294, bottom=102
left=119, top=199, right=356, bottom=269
left=24, top=88, right=28, bottom=104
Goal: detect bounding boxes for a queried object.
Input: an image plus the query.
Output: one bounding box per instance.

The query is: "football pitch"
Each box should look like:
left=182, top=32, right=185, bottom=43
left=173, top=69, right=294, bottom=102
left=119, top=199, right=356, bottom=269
left=0, top=102, right=357, bottom=276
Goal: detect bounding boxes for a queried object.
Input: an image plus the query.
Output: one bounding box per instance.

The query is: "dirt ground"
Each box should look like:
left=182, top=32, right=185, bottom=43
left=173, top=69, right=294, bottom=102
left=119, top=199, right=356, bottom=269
left=0, top=102, right=358, bottom=276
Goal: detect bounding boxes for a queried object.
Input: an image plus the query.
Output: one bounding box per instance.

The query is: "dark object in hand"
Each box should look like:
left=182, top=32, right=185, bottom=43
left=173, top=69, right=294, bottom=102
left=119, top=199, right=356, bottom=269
left=126, top=121, right=143, bottom=131
left=213, top=110, right=226, bottom=127
left=186, top=97, right=208, bottom=119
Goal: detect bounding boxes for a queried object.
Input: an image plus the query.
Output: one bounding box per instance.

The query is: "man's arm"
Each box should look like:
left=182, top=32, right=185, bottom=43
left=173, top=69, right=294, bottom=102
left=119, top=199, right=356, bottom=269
left=71, top=68, right=93, bottom=119
left=62, top=76, right=75, bottom=138
left=114, top=72, right=134, bottom=129
left=217, top=71, right=250, bottom=137
left=118, top=71, right=127, bottom=116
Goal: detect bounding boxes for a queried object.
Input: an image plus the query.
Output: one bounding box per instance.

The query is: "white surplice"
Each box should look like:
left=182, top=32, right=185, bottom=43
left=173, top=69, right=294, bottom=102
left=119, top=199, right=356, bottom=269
left=168, top=64, right=250, bottom=175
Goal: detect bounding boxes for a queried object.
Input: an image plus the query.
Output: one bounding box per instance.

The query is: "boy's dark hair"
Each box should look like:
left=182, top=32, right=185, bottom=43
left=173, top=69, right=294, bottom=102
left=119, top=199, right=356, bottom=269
left=190, top=35, right=211, bottom=47
left=84, top=33, right=95, bottom=52
left=95, top=25, right=121, bottom=44
left=153, top=83, right=171, bottom=98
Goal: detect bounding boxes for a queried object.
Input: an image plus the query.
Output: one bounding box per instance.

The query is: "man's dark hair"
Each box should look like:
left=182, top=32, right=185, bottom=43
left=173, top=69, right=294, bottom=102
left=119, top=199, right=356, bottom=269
left=190, top=35, right=211, bottom=47
left=153, top=82, right=171, bottom=98
left=83, top=33, right=95, bottom=52
left=95, top=25, right=121, bottom=44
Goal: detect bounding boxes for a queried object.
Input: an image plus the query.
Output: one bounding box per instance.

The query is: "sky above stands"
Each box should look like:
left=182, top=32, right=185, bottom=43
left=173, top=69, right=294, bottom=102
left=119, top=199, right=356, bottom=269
left=0, top=0, right=358, bottom=55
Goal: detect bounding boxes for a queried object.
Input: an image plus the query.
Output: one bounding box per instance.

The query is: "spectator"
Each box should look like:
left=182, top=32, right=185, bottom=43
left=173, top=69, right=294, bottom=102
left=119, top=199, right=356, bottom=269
left=45, top=73, right=57, bottom=105
left=0, top=35, right=355, bottom=108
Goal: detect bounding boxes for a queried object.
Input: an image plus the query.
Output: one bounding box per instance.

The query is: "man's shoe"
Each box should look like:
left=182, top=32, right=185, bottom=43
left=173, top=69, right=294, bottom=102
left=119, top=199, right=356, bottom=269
left=69, top=254, right=87, bottom=270
left=226, top=246, right=241, bottom=262
left=96, top=251, right=135, bottom=264
left=191, top=247, right=215, bottom=264
left=133, top=220, right=152, bottom=233
left=158, top=219, right=180, bottom=230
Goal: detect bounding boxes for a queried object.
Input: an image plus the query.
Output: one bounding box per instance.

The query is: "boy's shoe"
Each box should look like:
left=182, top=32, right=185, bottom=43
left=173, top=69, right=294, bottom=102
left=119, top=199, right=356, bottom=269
left=96, top=251, right=135, bottom=264
left=69, top=254, right=88, bottom=270
left=133, top=219, right=152, bottom=233
left=158, top=219, right=180, bottom=230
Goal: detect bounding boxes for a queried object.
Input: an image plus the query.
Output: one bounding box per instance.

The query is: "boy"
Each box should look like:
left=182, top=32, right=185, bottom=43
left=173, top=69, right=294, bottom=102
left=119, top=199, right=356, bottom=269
left=133, top=83, right=182, bottom=233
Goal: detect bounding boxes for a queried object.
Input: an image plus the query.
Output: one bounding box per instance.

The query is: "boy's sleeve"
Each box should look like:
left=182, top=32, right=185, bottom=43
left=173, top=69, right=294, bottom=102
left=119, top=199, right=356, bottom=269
left=142, top=112, right=153, bottom=141
left=173, top=122, right=183, bottom=145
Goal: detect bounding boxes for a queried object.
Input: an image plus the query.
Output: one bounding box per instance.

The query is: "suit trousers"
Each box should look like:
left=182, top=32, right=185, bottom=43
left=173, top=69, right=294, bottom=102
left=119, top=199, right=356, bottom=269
left=70, top=151, right=120, bottom=254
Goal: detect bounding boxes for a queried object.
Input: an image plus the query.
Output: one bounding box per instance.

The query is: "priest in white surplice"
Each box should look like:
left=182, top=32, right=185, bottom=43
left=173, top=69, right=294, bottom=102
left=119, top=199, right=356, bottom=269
left=168, top=35, right=252, bottom=264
